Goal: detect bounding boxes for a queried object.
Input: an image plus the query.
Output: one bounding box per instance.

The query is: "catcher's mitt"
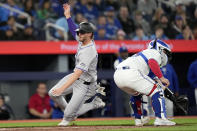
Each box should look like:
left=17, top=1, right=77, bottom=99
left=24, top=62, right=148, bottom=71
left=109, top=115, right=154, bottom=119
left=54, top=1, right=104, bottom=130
left=174, top=95, right=189, bottom=115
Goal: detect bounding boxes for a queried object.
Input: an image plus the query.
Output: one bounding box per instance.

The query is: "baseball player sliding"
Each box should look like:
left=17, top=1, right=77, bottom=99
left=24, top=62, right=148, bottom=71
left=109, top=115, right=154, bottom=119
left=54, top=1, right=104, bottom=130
left=114, top=39, right=176, bottom=126
left=49, top=3, right=105, bottom=126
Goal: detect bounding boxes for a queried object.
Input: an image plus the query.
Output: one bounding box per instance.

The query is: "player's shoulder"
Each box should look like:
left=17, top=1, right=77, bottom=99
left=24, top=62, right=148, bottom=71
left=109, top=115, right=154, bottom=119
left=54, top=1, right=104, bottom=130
left=142, top=49, right=162, bottom=64
left=142, top=48, right=159, bottom=54
left=84, top=44, right=96, bottom=53
left=80, top=43, right=97, bottom=57
left=142, top=49, right=160, bottom=57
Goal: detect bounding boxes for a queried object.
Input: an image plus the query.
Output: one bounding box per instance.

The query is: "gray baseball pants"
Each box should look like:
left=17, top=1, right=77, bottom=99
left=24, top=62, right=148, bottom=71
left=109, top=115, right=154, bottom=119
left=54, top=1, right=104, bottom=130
left=49, top=74, right=97, bottom=121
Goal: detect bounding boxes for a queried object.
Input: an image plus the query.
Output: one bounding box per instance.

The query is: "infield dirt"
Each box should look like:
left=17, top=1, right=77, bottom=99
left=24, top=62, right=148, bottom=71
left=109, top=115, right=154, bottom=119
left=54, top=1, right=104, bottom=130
left=0, top=116, right=196, bottom=131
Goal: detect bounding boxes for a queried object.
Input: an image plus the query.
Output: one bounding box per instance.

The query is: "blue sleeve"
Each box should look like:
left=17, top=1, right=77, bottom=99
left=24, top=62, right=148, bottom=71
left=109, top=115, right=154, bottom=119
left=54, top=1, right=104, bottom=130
left=187, top=62, right=197, bottom=87
left=0, top=7, right=8, bottom=22
left=115, top=19, right=122, bottom=29
left=67, top=17, right=78, bottom=39
left=170, top=65, right=179, bottom=92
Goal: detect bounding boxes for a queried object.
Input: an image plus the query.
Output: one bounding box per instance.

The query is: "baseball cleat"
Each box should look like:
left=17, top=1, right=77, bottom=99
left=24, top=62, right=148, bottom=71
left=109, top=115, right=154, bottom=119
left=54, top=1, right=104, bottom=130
left=93, top=96, right=105, bottom=109
left=58, top=119, right=70, bottom=126
left=141, top=116, right=150, bottom=125
left=154, top=117, right=176, bottom=126
left=135, top=119, right=143, bottom=126
left=134, top=116, right=150, bottom=126
left=96, top=84, right=106, bottom=96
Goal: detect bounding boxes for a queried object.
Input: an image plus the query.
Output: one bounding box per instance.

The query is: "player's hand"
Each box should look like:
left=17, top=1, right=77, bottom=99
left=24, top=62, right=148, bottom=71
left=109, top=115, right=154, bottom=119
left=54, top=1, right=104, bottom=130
left=40, top=113, right=51, bottom=119
left=160, top=77, right=170, bottom=87
left=63, top=3, right=71, bottom=19
left=52, top=88, right=65, bottom=96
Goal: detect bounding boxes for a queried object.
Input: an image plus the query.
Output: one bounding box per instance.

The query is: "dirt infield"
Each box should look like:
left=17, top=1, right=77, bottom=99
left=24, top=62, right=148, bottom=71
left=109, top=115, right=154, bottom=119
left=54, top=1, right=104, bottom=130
left=0, top=126, right=140, bottom=131
left=0, top=116, right=196, bottom=131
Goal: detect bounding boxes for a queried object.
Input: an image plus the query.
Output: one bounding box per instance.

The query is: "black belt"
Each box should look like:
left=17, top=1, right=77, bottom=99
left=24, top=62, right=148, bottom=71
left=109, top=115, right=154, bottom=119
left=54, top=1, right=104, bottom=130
left=77, top=78, right=91, bottom=85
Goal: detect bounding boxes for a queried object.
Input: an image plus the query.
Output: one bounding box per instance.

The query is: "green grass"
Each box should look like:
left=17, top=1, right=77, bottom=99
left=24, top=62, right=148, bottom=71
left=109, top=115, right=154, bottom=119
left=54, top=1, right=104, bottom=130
left=0, top=118, right=197, bottom=131
left=98, top=119, right=197, bottom=131
left=0, top=121, right=58, bottom=128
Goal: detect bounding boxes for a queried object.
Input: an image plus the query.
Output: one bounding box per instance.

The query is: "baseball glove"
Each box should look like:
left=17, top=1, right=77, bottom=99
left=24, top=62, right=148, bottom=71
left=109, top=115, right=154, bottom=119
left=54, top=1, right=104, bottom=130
left=174, top=95, right=189, bottom=115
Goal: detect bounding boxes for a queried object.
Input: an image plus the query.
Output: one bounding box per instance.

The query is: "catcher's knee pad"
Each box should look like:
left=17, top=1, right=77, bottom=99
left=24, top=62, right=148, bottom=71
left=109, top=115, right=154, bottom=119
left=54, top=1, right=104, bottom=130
left=148, top=83, right=164, bottom=97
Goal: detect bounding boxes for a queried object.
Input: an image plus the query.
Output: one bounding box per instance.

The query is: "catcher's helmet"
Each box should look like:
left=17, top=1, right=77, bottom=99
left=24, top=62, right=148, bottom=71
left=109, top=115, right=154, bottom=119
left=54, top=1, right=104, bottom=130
left=148, top=39, right=172, bottom=58
left=75, top=22, right=95, bottom=34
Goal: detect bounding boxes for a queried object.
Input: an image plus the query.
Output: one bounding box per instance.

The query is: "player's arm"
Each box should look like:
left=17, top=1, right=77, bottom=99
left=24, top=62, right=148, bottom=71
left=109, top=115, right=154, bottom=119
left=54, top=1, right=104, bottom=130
left=52, top=69, right=83, bottom=96
left=52, top=50, right=94, bottom=96
left=29, top=108, right=43, bottom=118
left=29, top=108, right=52, bottom=119
left=46, top=108, right=53, bottom=118
left=63, top=4, right=77, bottom=39
left=148, top=59, right=170, bottom=87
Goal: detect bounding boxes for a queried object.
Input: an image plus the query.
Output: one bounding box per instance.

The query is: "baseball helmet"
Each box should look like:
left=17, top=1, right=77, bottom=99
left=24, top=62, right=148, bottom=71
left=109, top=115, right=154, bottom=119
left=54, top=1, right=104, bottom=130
left=75, top=22, right=95, bottom=34
left=148, top=39, right=171, bottom=57
left=119, top=46, right=128, bottom=53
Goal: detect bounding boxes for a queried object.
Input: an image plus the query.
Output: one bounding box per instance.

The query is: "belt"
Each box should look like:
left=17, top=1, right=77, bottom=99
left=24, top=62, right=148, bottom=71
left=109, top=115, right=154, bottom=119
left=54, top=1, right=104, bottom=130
left=116, top=66, right=130, bottom=70
left=77, top=78, right=91, bottom=85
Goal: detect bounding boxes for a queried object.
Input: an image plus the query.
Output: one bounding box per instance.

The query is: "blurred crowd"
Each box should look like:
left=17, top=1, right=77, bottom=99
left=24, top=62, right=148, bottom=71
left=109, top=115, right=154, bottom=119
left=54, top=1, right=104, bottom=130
left=0, top=0, right=197, bottom=41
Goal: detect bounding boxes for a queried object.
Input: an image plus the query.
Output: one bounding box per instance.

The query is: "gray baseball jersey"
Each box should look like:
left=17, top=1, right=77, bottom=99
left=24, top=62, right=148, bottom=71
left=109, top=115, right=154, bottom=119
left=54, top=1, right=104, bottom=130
left=49, top=40, right=99, bottom=121
left=75, top=40, right=98, bottom=82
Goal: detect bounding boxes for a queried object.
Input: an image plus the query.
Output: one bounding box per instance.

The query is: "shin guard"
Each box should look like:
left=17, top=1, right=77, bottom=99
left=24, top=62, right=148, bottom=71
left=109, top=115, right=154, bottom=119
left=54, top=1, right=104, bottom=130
left=151, top=90, right=167, bottom=119
left=130, top=95, right=143, bottom=119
